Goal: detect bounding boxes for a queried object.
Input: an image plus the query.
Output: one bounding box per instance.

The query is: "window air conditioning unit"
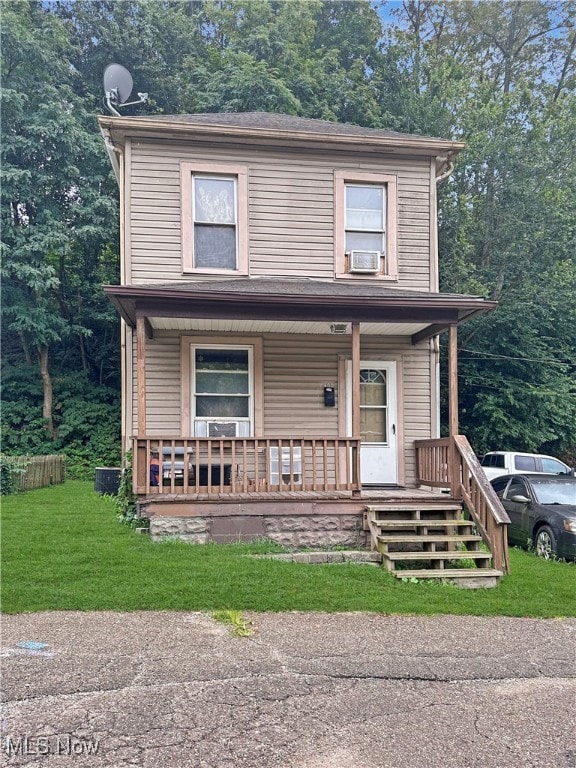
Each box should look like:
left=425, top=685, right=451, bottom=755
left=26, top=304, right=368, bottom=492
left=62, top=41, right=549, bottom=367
left=207, top=421, right=238, bottom=438
left=348, top=250, right=381, bottom=273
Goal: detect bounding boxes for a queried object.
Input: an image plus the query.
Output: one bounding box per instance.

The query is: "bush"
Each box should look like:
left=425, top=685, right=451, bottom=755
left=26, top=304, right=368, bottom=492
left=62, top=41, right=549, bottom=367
left=114, top=452, right=144, bottom=528
left=1, top=368, right=121, bottom=478
left=0, top=455, right=27, bottom=495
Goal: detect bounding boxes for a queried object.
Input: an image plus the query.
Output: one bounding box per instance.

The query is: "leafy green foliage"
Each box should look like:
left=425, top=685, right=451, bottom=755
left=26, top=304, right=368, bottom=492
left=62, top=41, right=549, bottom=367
left=114, top=452, right=140, bottom=527
left=1, top=366, right=120, bottom=477
left=0, top=455, right=28, bottom=495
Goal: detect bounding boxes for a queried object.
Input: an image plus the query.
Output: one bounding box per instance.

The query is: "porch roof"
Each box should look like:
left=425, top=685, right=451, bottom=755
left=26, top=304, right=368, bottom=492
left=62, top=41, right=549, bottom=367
left=104, top=278, right=496, bottom=343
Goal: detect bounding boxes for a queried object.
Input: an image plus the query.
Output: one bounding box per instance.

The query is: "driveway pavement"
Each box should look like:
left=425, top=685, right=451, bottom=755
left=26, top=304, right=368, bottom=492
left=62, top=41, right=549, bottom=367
left=1, top=612, right=575, bottom=767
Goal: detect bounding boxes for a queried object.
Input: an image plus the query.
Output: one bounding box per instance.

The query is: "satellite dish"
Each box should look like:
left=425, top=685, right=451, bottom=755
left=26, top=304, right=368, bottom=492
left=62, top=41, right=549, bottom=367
left=103, top=64, right=148, bottom=116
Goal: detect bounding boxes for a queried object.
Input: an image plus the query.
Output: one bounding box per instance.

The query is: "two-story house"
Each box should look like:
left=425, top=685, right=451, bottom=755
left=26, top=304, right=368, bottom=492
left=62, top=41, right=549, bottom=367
left=99, top=112, right=509, bottom=582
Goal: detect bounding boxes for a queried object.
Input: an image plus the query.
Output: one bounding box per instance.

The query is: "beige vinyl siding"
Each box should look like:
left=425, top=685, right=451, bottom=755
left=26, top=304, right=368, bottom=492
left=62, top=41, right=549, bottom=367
left=128, top=141, right=431, bottom=289
left=133, top=331, right=432, bottom=485
left=263, top=334, right=342, bottom=436
left=131, top=330, right=181, bottom=435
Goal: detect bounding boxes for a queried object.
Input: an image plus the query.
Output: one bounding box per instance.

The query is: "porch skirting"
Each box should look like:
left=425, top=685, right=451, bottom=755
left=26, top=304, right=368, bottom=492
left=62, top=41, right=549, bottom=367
left=148, top=509, right=368, bottom=548
left=141, top=488, right=451, bottom=547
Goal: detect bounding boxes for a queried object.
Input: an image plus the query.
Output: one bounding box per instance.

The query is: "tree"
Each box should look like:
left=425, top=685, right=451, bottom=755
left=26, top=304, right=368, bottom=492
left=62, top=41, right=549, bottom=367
left=1, top=1, right=118, bottom=440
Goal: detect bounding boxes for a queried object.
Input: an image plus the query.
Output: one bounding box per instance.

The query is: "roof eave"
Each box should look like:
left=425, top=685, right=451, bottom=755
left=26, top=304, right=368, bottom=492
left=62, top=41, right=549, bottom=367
left=97, top=115, right=465, bottom=157
left=103, top=284, right=496, bottom=329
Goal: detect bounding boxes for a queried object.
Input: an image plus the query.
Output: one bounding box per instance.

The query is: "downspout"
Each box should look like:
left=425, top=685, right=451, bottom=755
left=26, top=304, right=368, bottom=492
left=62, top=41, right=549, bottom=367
left=435, top=158, right=455, bottom=184
left=100, top=127, right=121, bottom=184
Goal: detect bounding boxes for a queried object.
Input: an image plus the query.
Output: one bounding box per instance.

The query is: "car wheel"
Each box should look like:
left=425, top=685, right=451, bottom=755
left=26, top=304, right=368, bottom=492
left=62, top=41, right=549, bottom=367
left=534, top=525, right=557, bottom=559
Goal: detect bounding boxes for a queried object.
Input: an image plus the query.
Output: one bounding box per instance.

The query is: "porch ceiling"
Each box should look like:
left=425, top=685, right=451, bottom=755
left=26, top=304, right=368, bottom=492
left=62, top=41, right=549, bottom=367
left=104, top=278, right=497, bottom=344
left=149, top=317, right=429, bottom=336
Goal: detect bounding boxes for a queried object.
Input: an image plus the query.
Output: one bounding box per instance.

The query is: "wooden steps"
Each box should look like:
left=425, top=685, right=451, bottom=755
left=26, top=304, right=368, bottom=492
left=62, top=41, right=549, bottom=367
left=365, top=503, right=502, bottom=588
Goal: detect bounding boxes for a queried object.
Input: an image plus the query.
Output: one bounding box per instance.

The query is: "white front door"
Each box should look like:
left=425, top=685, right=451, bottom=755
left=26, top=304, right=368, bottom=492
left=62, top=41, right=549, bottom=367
left=346, top=360, right=398, bottom=485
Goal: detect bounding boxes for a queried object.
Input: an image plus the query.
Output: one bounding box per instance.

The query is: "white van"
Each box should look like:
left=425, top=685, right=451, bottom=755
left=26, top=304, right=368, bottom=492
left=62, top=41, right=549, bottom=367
left=480, top=451, right=573, bottom=480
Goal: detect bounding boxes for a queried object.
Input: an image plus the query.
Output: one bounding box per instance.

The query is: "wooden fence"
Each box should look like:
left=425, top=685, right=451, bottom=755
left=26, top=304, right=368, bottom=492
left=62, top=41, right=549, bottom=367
left=13, top=455, right=66, bottom=492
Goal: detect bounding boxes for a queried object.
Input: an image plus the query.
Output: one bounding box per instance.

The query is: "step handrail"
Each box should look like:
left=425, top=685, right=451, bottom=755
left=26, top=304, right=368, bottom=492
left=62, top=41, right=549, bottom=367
left=415, top=435, right=511, bottom=574
left=452, top=435, right=511, bottom=573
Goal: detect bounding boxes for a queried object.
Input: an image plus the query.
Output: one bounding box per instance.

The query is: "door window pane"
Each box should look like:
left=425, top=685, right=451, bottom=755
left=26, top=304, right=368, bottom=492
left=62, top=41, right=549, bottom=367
left=514, top=455, right=537, bottom=471
left=506, top=478, right=528, bottom=498
left=541, top=458, right=566, bottom=473
left=359, top=369, right=387, bottom=442
left=360, top=369, right=386, bottom=405
left=360, top=408, right=387, bottom=443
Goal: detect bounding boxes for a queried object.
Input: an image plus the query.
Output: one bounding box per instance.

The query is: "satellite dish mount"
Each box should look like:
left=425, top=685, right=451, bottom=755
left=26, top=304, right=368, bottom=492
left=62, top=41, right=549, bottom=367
left=103, top=64, right=148, bottom=116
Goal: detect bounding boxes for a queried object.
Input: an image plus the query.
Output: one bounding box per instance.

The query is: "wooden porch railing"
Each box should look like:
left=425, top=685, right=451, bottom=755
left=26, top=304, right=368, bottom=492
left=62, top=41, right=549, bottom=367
left=415, top=435, right=511, bottom=573
left=133, top=437, right=361, bottom=496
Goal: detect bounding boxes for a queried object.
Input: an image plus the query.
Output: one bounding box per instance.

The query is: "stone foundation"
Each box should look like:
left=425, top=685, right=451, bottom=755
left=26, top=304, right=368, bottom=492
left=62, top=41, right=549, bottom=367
left=149, top=513, right=368, bottom=548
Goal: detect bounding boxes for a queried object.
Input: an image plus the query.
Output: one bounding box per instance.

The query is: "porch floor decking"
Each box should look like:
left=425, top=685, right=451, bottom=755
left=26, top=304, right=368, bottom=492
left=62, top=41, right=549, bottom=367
left=141, top=487, right=452, bottom=503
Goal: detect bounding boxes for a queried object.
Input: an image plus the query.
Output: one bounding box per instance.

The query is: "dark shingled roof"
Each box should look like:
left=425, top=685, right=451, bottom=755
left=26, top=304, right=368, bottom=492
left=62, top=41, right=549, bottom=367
left=139, top=111, right=451, bottom=144
left=131, top=278, right=478, bottom=301
left=104, top=277, right=496, bottom=329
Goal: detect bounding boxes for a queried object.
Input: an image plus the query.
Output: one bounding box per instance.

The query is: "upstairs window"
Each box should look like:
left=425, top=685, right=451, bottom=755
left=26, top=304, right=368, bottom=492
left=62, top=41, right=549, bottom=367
left=335, top=170, right=397, bottom=281
left=345, top=184, right=385, bottom=273
left=181, top=162, right=248, bottom=274
left=194, top=176, right=237, bottom=269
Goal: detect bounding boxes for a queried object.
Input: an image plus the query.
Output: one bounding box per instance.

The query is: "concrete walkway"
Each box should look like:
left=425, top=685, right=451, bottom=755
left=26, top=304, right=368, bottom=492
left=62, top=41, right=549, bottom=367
left=1, top=612, right=575, bottom=767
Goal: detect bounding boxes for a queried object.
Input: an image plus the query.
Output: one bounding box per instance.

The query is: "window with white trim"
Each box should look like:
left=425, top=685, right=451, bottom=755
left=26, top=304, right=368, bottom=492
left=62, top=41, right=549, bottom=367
left=335, top=170, right=397, bottom=280
left=345, top=184, right=386, bottom=272
left=191, top=345, right=253, bottom=437
left=181, top=162, right=248, bottom=275
left=193, top=175, right=237, bottom=269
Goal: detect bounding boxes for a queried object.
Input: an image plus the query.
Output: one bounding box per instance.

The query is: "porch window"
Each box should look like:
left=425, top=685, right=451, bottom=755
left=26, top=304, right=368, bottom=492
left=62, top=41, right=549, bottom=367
left=334, top=170, right=397, bottom=281
left=192, top=346, right=253, bottom=437
left=181, top=162, right=248, bottom=275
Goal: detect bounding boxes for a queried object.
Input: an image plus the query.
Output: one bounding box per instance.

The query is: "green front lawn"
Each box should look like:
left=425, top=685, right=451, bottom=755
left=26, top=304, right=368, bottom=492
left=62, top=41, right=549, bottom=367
left=1, top=481, right=574, bottom=616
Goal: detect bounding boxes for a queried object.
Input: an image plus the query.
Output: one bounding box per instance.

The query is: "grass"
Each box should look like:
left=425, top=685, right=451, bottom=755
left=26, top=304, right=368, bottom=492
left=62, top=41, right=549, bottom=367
left=1, top=481, right=575, bottom=617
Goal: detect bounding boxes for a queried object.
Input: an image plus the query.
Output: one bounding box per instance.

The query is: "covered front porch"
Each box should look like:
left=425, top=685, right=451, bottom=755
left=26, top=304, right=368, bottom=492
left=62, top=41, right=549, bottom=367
left=133, top=432, right=510, bottom=573
left=105, top=278, right=510, bottom=575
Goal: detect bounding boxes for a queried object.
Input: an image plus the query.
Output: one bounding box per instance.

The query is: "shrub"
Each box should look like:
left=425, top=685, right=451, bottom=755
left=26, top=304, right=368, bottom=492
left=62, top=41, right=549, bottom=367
left=114, top=452, right=144, bottom=528
left=1, top=368, right=121, bottom=479
left=0, top=455, right=28, bottom=495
